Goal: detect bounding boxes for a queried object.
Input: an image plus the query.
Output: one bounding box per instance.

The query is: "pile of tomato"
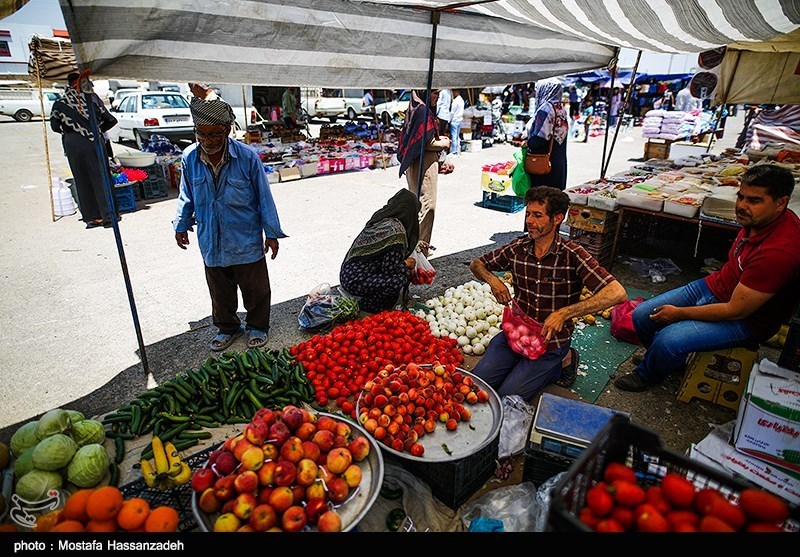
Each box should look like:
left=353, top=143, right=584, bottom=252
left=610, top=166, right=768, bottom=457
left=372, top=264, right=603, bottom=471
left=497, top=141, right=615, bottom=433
left=289, top=311, right=463, bottom=418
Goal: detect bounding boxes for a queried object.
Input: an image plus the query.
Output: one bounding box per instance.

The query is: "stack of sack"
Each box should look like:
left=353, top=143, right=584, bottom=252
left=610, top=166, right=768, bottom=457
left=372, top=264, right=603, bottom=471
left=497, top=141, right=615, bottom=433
left=642, top=109, right=666, bottom=138
left=658, top=111, right=687, bottom=141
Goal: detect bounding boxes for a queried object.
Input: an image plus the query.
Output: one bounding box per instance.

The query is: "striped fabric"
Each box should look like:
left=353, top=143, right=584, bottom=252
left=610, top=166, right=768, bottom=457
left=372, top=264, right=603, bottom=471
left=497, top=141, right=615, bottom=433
left=59, top=0, right=614, bottom=88
left=372, top=0, right=800, bottom=54
left=744, top=105, right=800, bottom=149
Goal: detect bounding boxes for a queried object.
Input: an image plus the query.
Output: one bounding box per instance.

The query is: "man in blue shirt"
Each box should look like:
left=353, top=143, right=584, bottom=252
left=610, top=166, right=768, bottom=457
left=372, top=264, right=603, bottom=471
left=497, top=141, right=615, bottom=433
left=174, top=95, right=286, bottom=351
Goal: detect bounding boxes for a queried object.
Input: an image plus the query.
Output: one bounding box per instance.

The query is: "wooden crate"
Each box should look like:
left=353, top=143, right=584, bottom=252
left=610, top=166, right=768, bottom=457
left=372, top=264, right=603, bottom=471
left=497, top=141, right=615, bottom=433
left=644, top=139, right=671, bottom=160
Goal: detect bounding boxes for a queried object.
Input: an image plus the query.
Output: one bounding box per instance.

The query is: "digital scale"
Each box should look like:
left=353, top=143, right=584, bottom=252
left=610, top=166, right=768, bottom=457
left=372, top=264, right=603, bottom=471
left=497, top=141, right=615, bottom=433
left=527, top=392, right=627, bottom=459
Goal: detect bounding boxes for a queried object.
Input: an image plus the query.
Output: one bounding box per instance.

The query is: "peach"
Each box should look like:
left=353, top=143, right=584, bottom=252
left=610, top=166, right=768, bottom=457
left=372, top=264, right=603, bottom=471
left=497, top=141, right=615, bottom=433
left=213, top=513, right=242, bottom=532
left=291, top=485, right=305, bottom=505
left=312, top=430, right=335, bottom=452
left=260, top=443, right=278, bottom=461
left=232, top=492, right=258, bottom=521
left=280, top=405, right=304, bottom=432
left=301, top=441, right=321, bottom=463
left=191, top=468, right=215, bottom=493
left=300, top=408, right=315, bottom=423
left=279, top=436, right=304, bottom=463
left=304, top=498, right=329, bottom=525
left=214, top=451, right=238, bottom=476
left=237, top=524, right=256, bottom=532
left=282, top=505, right=307, bottom=532
left=295, top=422, right=316, bottom=441
left=233, top=470, right=259, bottom=494
left=244, top=421, right=269, bottom=445
left=232, top=437, right=255, bottom=461
left=249, top=504, right=277, bottom=532
left=273, top=460, right=297, bottom=486
left=377, top=414, right=391, bottom=428
left=347, top=436, right=371, bottom=462
left=295, top=458, right=319, bottom=487
left=326, top=448, right=353, bottom=475
left=363, top=418, right=378, bottom=433
left=253, top=407, right=278, bottom=427
left=332, top=434, right=348, bottom=449
left=239, top=446, right=265, bottom=471
left=327, top=477, right=349, bottom=504
left=341, top=464, right=362, bottom=488
left=317, top=509, right=343, bottom=532
left=257, top=486, right=273, bottom=505
left=316, top=415, right=338, bottom=433
left=257, top=461, right=277, bottom=486
left=214, top=474, right=237, bottom=501
left=335, top=422, right=352, bottom=440
left=368, top=407, right=382, bottom=420
left=268, top=422, right=290, bottom=446
left=198, top=488, right=222, bottom=514
left=267, top=486, right=294, bottom=514
left=466, top=391, right=478, bottom=404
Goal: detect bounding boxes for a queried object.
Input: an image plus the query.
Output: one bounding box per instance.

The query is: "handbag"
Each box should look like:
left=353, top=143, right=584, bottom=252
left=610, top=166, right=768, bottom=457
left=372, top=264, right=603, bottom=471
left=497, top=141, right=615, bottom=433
left=524, top=135, right=554, bottom=175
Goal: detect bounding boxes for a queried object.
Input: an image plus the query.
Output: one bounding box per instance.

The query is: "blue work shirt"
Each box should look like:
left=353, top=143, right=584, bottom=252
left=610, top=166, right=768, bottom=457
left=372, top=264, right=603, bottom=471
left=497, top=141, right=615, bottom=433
left=173, top=139, right=287, bottom=268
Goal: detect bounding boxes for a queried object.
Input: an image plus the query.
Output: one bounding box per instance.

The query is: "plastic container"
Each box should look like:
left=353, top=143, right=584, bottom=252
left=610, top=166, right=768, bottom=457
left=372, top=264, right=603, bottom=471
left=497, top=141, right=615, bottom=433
left=547, top=415, right=800, bottom=532
left=663, top=199, right=700, bottom=218
left=481, top=191, right=525, bottom=213
left=115, top=184, right=137, bottom=213
left=586, top=191, right=619, bottom=211
left=52, top=178, right=77, bottom=216
left=616, top=190, right=665, bottom=212
left=117, top=152, right=157, bottom=168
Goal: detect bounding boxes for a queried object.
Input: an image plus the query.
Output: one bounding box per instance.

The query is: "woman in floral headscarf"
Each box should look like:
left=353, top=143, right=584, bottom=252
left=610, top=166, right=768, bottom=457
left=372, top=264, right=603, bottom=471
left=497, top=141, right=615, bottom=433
left=525, top=78, right=569, bottom=192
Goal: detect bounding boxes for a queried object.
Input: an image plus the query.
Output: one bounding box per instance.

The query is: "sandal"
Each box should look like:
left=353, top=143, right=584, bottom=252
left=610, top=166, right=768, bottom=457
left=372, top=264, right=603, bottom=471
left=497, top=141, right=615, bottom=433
left=555, top=347, right=579, bottom=388
left=209, top=327, right=244, bottom=352
left=247, top=328, right=268, bottom=348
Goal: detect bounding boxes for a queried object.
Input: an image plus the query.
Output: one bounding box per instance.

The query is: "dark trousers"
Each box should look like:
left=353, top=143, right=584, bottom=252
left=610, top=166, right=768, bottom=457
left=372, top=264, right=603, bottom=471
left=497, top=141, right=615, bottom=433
left=63, top=132, right=114, bottom=223
left=204, top=257, right=271, bottom=334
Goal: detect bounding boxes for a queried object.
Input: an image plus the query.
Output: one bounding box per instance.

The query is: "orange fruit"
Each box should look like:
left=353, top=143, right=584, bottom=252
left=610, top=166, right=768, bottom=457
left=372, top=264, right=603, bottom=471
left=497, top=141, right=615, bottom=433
left=85, top=486, right=124, bottom=522
left=63, top=488, right=94, bottom=522
left=86, top=519, right=118, bottom=532
left=0, top=524, right=20, bottom=532
left=144, top=506, right=180, bottom=533
left=116, top=497, right=151, bottom=531
left=51, top=520, right=86, bottom=532
left=33, top=510, right=63, bottom=532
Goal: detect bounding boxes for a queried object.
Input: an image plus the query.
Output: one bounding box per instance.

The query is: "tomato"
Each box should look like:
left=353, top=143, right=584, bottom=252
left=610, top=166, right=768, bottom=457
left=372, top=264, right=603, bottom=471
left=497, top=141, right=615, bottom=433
left=586, top=485, right=614, bottom=517
left=610, top=480, right=646, bottom=508
left=610, top=506, right=634, bottom=531
left=660, top=473, right=695, bottom=509
left=666, top=509, right=700, bottom=529
left=699, top=515, right=735, bottom=532
left=636, top=508, right=670, bottom=532
left=694, top=488, right=725, bottom=515
left=644, top=486, right=672, bottom=515
left=603, top=462, right=637, bottom=484
left=706, top=497, right=745, bottom=530
left=594, top=518, right=624, bottom=532
left=738, top=489, right=790, bottom=524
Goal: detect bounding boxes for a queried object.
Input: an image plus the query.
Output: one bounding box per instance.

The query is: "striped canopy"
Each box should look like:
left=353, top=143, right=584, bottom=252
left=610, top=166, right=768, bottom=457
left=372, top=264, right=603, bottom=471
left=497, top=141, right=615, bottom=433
left=59, top=0, right=615, bottom=88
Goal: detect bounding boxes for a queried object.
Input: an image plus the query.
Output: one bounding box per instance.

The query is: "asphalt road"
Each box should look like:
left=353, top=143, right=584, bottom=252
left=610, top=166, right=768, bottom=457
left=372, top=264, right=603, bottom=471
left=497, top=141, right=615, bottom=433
left=0, top=111, right=764, bottom=456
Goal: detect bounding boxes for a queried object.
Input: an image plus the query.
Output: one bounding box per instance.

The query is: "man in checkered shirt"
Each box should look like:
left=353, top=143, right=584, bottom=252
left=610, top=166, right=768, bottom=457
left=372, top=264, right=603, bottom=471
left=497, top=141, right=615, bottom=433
left=469, top=186, right=627, bottom=399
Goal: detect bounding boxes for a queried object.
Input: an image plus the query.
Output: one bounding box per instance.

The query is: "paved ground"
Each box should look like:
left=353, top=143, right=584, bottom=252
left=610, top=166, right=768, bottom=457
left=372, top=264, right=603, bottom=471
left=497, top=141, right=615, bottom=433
left=0, top=111, right=767, bottom=458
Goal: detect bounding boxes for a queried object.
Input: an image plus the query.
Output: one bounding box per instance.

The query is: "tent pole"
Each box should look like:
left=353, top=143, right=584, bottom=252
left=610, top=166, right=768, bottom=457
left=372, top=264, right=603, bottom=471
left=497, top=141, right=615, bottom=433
left=603, top=50, right=641, bottom=177
left=416, top=10, right=440, bottom=199
left=34, top=41, right=57, bottom=223
left=370, top=89, right=387, bottom=170
left=82, top=75, right=150, bottom=377
left=241, top=85, right=249, bottom=144
left=600, top=53, right=618, bottom=179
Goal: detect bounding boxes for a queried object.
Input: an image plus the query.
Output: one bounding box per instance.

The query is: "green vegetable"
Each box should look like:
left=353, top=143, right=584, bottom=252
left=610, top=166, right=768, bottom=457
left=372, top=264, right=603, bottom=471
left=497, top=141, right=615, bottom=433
left=10, top=421, right=39, bottom=456
left=36, top=408, right=71, bottom=440
left=441, top=443, right=453, bottom=455
left=386, top=508, right=406, bottom=531
left=32, top=433, right=77, bottom=471
left=69, top=419, right=105, bottom=447
left=67, top=444, right=110, bottom=488
left=15, top=469, right=62, bottom=503
left=65, top=410, right=86, bottom=425
left=13, top=446, right=36, bottom=479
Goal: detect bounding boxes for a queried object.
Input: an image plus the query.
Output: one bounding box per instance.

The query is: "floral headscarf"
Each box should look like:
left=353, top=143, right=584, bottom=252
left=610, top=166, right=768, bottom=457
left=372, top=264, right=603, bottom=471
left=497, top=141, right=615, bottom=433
left=529, top=78, right=569, bottom=145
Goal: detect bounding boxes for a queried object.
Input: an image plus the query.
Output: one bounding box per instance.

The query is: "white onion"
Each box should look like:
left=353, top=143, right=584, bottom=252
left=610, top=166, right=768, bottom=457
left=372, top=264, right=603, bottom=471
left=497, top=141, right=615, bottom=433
left=466, top=327, right=477, bottom=339
left=472, top=343, right=485, bottom=356
left=457, top=335, right=470, bottom=347
left=463, top=344, right=473, bottom=355
left=455, top=325, right=466, bottom=336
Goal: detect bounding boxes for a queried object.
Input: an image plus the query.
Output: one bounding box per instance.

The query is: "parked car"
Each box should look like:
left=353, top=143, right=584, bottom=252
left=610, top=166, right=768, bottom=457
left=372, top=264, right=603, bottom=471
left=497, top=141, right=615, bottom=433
left=374, top=89, right=411, bottom=126
left=109, top=91, right=194, bottom=148
left=299, top=87, right=346, bottom=122
left=109, top=87, right=144, bottom=109
left=319, top=88, right=375, bottom=120
left=0, top=88, right=62, bottom=122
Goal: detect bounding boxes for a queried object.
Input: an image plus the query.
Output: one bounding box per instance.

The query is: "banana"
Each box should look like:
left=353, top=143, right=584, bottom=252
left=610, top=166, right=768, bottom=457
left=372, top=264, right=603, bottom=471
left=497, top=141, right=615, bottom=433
left=172, top=461, right=192, bottom=486
left=164, top=441, right=183, bottom=476
left=141, top=459, right=158, bottom=488
left=151, top=436, right=169, bottom=475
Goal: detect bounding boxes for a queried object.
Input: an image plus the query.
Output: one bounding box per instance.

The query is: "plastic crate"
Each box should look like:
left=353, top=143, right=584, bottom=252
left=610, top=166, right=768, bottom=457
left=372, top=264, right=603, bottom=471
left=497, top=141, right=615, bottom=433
left=568, top=228, right=615, bottom=251
left=115, top=184, right=137, bottom=213
left=393, top=432, right=500, bottom=509
left=481, top=191, right=525, bottom=213
left=523, top=443, right=575, bottom=487
left=119, top=443, right=221, bottom=532
left=137, top=164, right=169, bottom=199
left=778, top=318, right=800, bottom=372
left=547, top=415, right=800, bottom=532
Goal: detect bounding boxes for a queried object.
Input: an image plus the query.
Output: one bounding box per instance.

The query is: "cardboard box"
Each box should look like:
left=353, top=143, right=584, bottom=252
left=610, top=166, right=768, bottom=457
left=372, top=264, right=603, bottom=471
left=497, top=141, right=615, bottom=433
left=266, top=171, right=280, bottom=184
left=644, top=138, right=670, bottom=160
left=278, top=167, right=301, bottom=182
left=677, top=347, right=757, bottom=411
left=481, top=172, right=514, bottom=196
left=566, top=205, right=618, bottom=233
left=733, top=359, right=800, bottom=474
left=465, top=140, right=482, bottom=153
left=298, top=162, right=317, bottom=178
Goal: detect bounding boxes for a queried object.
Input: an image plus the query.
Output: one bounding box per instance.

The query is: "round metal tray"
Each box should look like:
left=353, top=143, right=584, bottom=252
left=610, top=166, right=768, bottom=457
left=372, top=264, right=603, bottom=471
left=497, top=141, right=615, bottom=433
left=358, top=366, right=503, bottom=463
left=191, top=412, right=384, bottom=532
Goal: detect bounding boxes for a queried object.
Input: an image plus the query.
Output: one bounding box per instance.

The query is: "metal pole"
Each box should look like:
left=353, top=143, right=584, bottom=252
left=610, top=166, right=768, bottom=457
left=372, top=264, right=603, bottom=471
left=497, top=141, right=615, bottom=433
left=82, top=77, right=150, bottom=376
left=34, top=41, right=57, bottom=223
left=416, top=10, right=440, bottom=199
left=241, top=85, right=249, bottom=143
left=603, top=50, right=641, bottom=177
left=600, top=54, right=618, bottom=179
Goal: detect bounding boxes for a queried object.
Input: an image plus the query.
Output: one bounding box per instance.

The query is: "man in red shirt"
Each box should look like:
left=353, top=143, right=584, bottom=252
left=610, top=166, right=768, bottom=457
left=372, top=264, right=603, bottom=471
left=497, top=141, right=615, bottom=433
left=616, top=164, right=800, bottom=392
left=469, top=186, right=627, bottom=400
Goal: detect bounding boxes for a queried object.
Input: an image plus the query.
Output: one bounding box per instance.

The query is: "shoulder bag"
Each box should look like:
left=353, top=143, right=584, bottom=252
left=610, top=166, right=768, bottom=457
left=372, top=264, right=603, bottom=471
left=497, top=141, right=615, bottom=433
left=524, top=135, right=554, bottom=175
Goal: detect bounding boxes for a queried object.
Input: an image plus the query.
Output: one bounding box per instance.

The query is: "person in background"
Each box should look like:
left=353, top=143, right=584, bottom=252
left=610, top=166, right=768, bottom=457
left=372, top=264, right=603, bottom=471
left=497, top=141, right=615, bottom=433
left=189, top=82, right=218, bottom=101
left=661, top=88, right=675, bottom=111
left=449, top=89, right=465, bottom=156
left=362, top=90, right=374, bottom=117
left=674, top=86, right=701, bottom=113
left=435, top=87, right=451, bottom=136
left=397, top=90, right=451, bottom=256
left=568, top=86, right=580, bottom=120
left=281, top=87, right=298, bottom=129
left=339, top=189, right=421, bottom=313
left=173, top=93, right=286, bottom=352
left=50, top=72, right=119, bottom=229
left=526, top=78, right=569, bottom=192
left=469, top=186, right=627, bottom=397
left=581, top=98, right=595, bottom=142
left=609, top=87, right=622, bottom=127
left=615, top=165, right=800, bottom=392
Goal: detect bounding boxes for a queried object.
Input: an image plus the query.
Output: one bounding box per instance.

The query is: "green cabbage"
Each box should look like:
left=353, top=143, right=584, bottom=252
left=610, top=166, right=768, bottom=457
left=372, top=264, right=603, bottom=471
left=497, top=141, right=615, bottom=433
left=69, top=420, right=105, bottom=447
left=36, top=409, right=71, bottom=440
left=10, top=421, right=39, bottom=456
left=32, top=434, right=77, bottom=471
left=65, top=410, right=85, bottom=425
left=15, top=469, right=63, bottom=503
left=12, top=446, right=36, bottom=479
left=67, top=444, right=109, bottom=488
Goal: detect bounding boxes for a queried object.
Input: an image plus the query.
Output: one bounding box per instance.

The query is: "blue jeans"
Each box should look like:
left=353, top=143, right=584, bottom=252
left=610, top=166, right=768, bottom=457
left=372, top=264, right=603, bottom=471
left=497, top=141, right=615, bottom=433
left=632, top=278, right=755, bottom=383
left=471, top=332, right=570, bottom=401
left=449, top=122, right=461, bottom=155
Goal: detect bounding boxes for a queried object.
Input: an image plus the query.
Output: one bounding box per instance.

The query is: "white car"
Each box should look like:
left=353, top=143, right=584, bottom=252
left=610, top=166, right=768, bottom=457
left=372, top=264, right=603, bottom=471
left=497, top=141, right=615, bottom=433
left=374, top=90, right=411, bottom=126
left=109, top=88, right=143, bottom=109
left=0, top=88, right=62, bottom=122
left=110, top=91, right=194, bottom=148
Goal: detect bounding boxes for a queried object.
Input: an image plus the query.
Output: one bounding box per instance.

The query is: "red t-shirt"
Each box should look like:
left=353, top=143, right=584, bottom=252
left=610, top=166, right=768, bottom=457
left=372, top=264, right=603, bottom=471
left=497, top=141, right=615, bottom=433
left=705, top=209, right=800, bottom=340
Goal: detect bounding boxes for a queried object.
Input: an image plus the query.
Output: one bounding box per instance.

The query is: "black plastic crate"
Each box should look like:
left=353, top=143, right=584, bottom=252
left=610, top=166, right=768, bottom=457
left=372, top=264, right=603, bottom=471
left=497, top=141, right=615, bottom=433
left=547, top=415, right=800, bottom=532
left=778, top=318, right=800, bottom=372
left=481, top=191, right=525, bottom=213
left=523, top=443, right=575, bottom=488
left=393, top=433, right=500, bottom=509
left=140, top=164, right=169, bottom=199
left=119, top=443, right=221, bottom=532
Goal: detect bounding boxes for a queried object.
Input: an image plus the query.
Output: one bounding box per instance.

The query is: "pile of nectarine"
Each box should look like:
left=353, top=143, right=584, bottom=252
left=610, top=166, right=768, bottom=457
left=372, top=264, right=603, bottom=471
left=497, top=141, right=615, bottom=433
left=357, top=361, right=489, bottom=456
left=192, top=405, right=370, bottom=532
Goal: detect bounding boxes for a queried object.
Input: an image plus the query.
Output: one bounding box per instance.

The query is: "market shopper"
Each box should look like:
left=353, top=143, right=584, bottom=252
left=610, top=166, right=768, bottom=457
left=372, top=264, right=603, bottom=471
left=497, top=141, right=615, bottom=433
left=397, top=90, right=451, bottom=256
left=568, top=86, right=580, bottom=119
left=50, top=72, right=119, bottom=229
left=580, top=98, right=595, bottom=143
left=435, top=87, right=451, bottom=136
left=526, top=78, right=569, bottom=191
left=449, top=89, right=465, bottom=156
left=173, top=94, right=286, bottom=352
left=674, top=86, right=701, bottom=113
left=609, top=87, right=622, bottom=127
left=339, top=189, right=421, bottom=313
left=282, top=87, right=299, bottom=129
left=615, top=164, right=800, bottom=392
left=470, top=186, right=627, bottom=398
